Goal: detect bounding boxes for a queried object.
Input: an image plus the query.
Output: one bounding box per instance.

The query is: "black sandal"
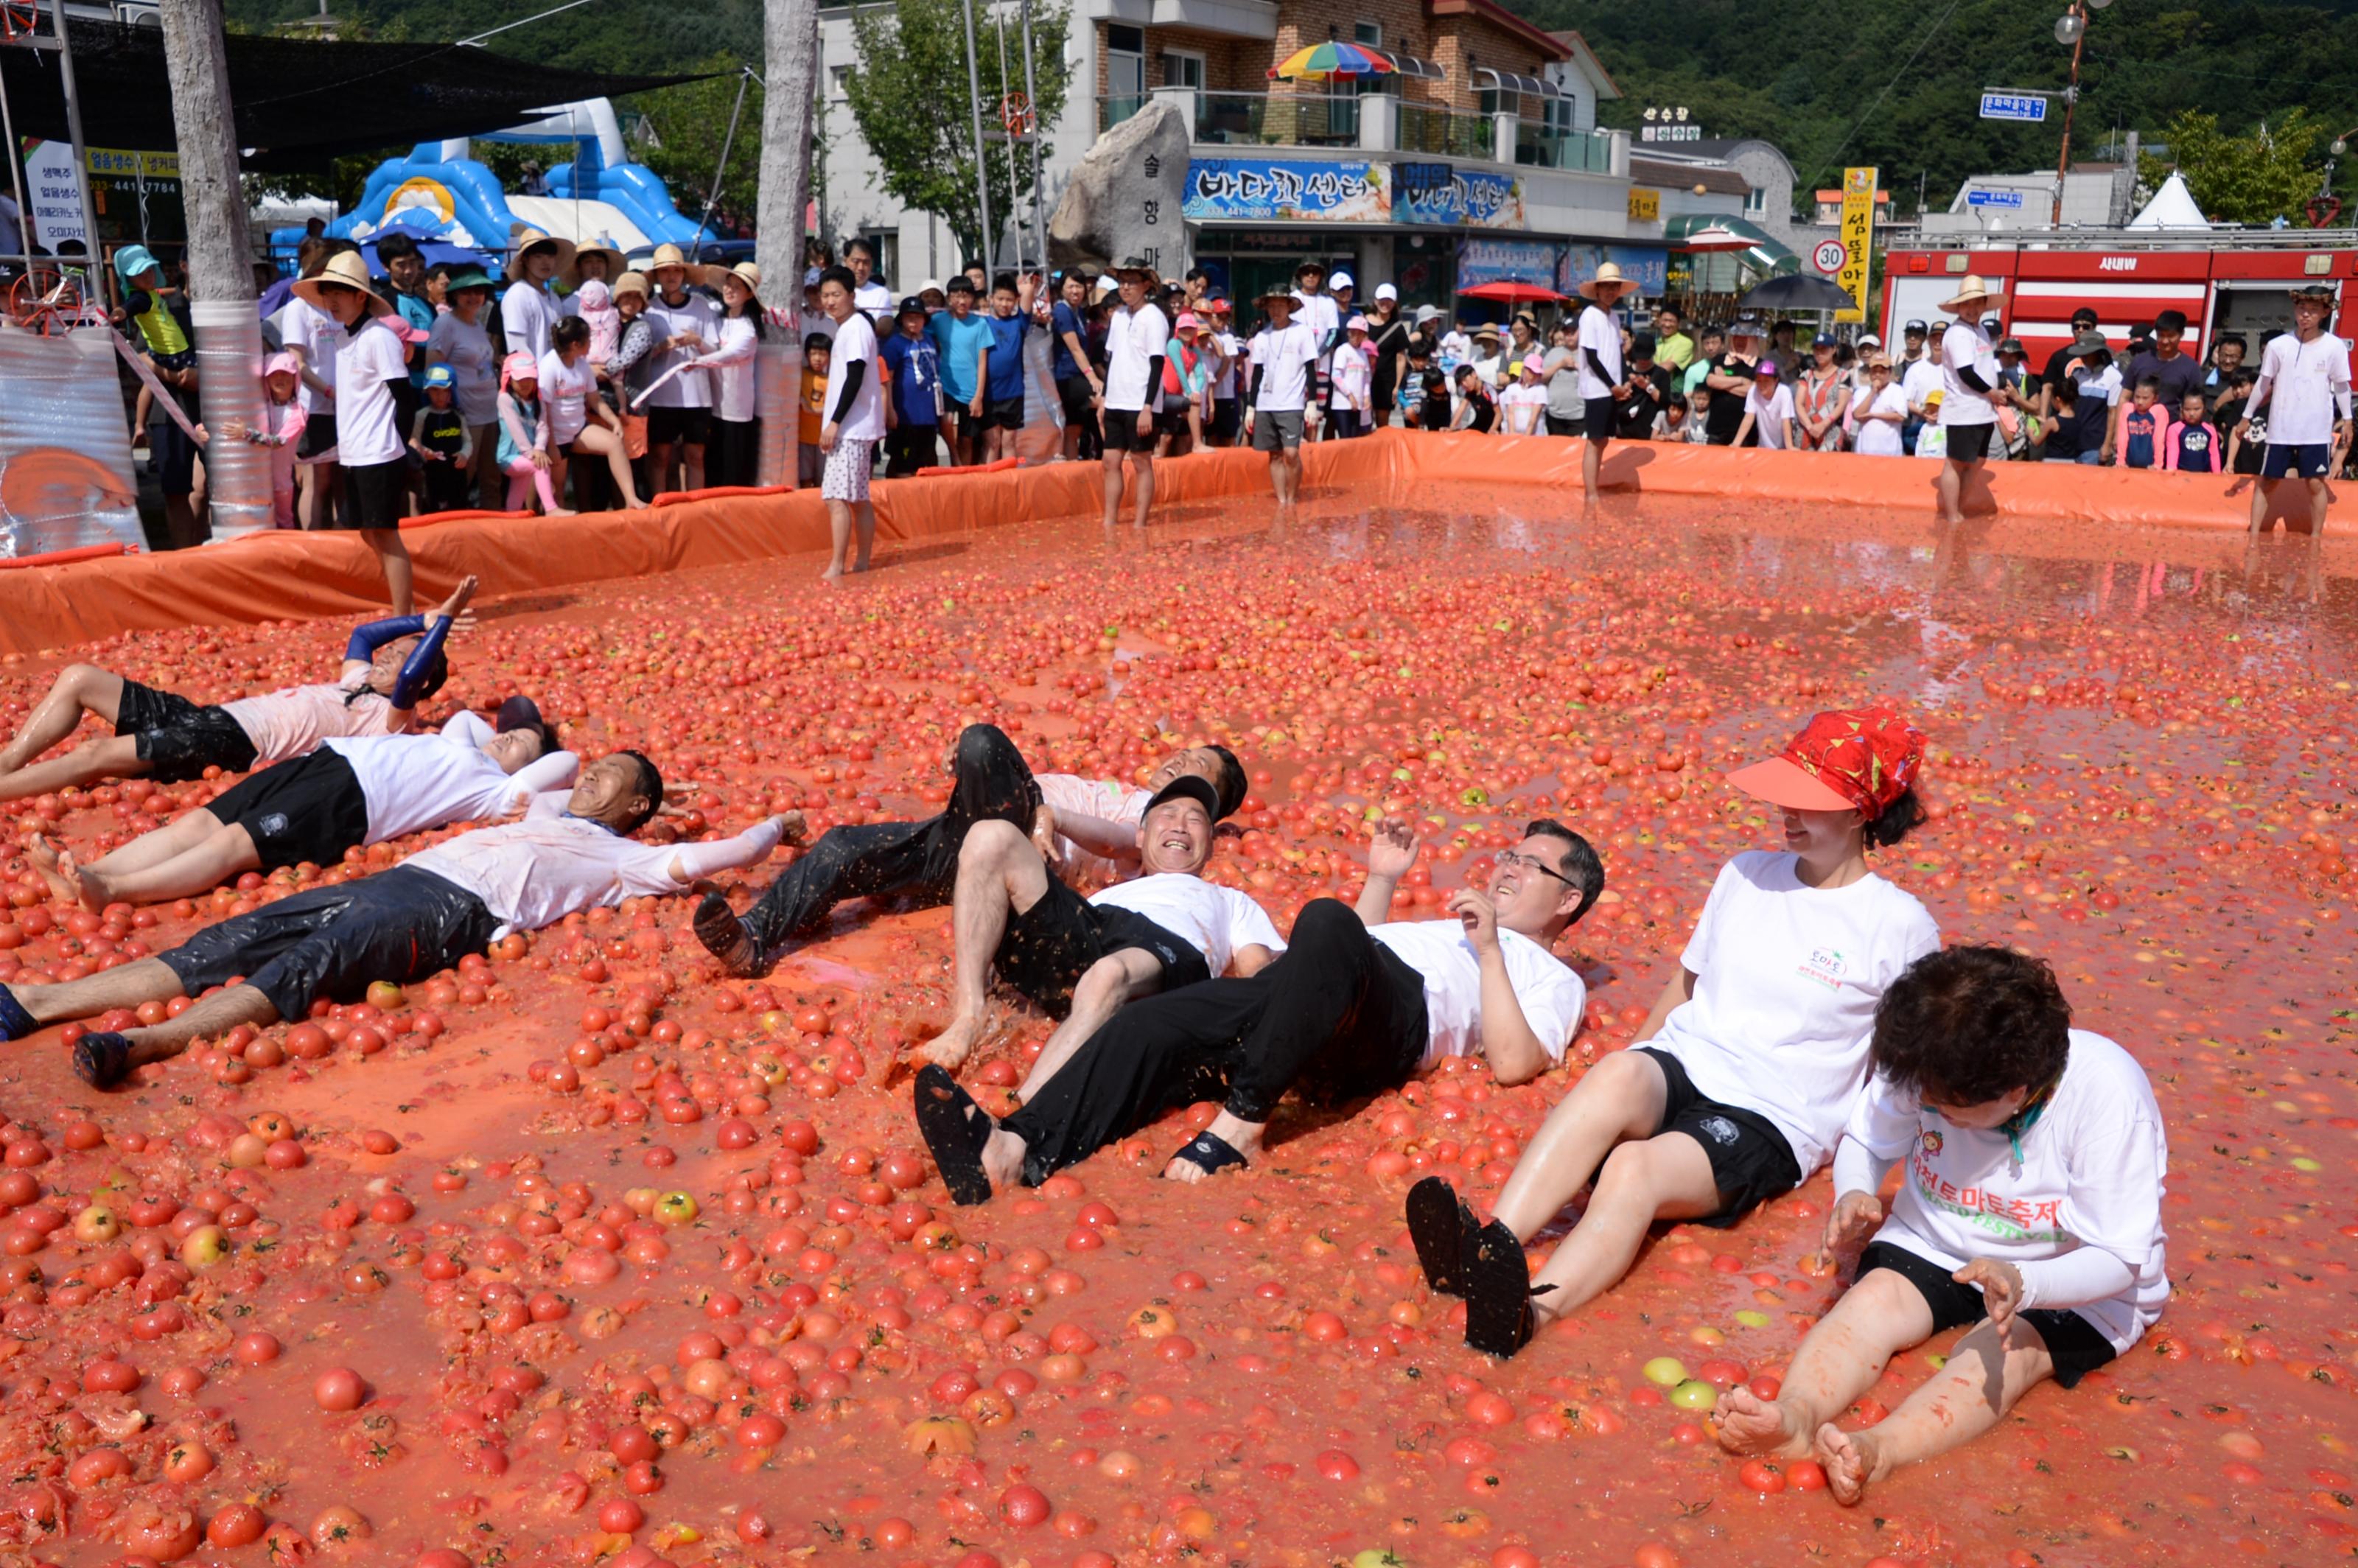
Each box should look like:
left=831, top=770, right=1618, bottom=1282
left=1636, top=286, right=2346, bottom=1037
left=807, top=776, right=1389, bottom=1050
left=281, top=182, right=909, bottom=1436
left=912, top=1064, right=997, bottom=1205
left=74, top=1031, right=133, bottom=1090
left=1406, top=1176, right=1477, bottom=1297
left=692, top=893, right=771, bottom=979
left=1463, top=1219, right=1554, bottom=1358
left=0, top=984, right=36, bottom=1043
left=1167, top=1130, right=1248, bottom=1180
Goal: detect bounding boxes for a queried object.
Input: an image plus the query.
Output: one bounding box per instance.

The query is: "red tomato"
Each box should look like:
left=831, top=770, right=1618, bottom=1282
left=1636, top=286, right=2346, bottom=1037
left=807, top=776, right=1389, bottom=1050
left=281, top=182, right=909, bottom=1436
left=312, top=1366, right=366, bottom=1411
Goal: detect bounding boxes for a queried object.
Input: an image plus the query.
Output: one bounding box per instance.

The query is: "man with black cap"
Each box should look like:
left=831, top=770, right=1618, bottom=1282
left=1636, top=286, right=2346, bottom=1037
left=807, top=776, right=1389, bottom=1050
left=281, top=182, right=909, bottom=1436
left=2040, top=306, right=2102, bottom=399
left=921, top=771, right=1284, bottom=1081
left=880, top=294, right=944, bottom=475
left=1292, top=259, right=1343, bottom=422
left=2244, top=282, right=2354, bottom=536
left=1613, top=332, right=1672, bottom=441
left=694, top=724, right=1248, bottom=979
left=1099, top=257, right=1169, bottom=528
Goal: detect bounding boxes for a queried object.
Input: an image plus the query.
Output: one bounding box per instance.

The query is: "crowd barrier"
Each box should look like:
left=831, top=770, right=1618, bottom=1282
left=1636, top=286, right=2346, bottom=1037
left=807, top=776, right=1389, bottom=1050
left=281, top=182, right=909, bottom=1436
left=0, top=428, right=2331, bottom=657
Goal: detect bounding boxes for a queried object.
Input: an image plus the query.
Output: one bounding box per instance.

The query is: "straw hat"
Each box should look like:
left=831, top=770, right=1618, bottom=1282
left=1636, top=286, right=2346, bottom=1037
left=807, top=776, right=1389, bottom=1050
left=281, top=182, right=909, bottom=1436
left=611, top=270, right=651, bottom=304
left=290, top=250, right=393, bottom=317
left=566, top=235, right=626, bottom=288
left=1584, top=262, right=1639, bottom=301
left=703, top=260, right=763, bottom=302
left=1939, top=273, right=1998, bottom=313
left=646, top=242, right=693, bottom=279
left=510, top=226, right=577, bottom=276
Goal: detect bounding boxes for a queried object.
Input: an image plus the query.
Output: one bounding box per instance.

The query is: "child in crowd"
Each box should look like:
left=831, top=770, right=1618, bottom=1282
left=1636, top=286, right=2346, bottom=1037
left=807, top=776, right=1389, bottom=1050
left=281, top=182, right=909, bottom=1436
left=1681, top=388, right=1714, bottom=444
left=2113, top=378, right=2163, bottom=469
left=1418, top=368, right=1452, bottom=433
left=495, top=351, right=567, bottom=516
left=242, top=351, right=309, bottom=528
left=1736, top=363, right=1797, bottom=449
left=799, top=334, right=832, bottom=488
left=409, top=363, right=474, bottom=514
left=1498, top=357, right=1549, bottom=435
left=1327, top=315, right=1373, bottom=439
left=2215, top=369, right=2264, bottom=475
left=2161, top=389, right=2222, bottom=475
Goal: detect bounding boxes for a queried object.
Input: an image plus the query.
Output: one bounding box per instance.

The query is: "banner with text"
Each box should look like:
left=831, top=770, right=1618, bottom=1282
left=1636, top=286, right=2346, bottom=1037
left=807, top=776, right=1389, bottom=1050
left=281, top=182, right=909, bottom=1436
left=1557, top=244, right=1670, bottom=298
left=1836, top=166, right=1879, bottom=323
left=1456, top=237, right=1561, bottom=290
left=1393, top=163, right=1525, bottom=230
left=1183, top=158, right=1389, bottom=224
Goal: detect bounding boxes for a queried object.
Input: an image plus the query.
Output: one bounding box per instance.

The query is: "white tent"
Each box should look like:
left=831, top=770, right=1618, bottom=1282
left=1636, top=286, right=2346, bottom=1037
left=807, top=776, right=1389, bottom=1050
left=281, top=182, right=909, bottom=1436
left=2128, top=172, right=2211, bottom=230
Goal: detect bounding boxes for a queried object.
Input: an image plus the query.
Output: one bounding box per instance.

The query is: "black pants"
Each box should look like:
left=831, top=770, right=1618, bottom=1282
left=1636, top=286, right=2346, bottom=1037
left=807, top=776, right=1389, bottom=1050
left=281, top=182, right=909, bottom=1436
left=884, top=423, right=940, bottom=477
left=1000, top=899, right=1429, bottom=1184
left=738, top=722, right=1042, bottom=952
left=708, top=417, right=762, bottom=488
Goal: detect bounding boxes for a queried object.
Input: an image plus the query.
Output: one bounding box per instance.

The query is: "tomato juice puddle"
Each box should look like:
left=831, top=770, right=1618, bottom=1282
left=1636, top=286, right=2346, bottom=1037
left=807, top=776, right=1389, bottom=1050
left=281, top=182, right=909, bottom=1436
left=0, top=485, right=2350, bottom=1565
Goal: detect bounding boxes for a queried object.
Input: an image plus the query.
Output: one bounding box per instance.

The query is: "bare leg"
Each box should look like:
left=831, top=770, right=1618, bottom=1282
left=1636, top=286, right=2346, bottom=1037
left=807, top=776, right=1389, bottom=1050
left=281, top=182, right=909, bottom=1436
left=101, top=984, right=283, bottom=1079
left=77, top=822, right=262, bottom=911
left=74, top=808, right=225, bottom=882
left=2309, top=476, right=2331, bottom=536
left=648, top=441, right=678, bottom=498
left=578, top=425, right=643, bottom=508
left=926, top=818, right=1050, bottom=1073
left=1015, top=948, right=1165, bottom=1101
left=1937, top=458, right=1967, bottom=525
left=0, top=665, right=129, bottom=775
left=852, top=500, right=875, bottom=571
left=1099, top=450, right=1124, bottom=530
left=361, top=528, right=415, bottom=616
left=1717, top=1268, right=1935, bottom=1457
left=682, top=442, right=706, bottom=494
left=1581, top=435, right=1606, bottom=503
left=1128, top=451, right=1155, bottom=528
left=825, top=498, right=853, bottom=581
left=1816, top=1315, right=2059, bottom=1506
left=1488, top=1049, right=1670, bottom=1238
left=1522, top=1131, right=1722, bottom=1320
left=1266, top=450, right=1287, bottom=502
left=0, top=735, right=152, bottom=806
left=2248, top=474, right=2272, bottom=533
left=1162, top=1107, right=1265, bottom=1182
left=10, top=958, right=188, bottom=1027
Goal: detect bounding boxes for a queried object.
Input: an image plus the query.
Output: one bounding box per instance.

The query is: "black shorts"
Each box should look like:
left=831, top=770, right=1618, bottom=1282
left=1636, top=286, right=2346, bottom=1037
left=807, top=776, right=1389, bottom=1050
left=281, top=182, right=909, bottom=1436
left=338, top=457, right=409, bottom=529
left=1855, top=1241, right=2119, bottom=1389
left=1056, top=374, right=1096, bottom=427
left=150, top=403, right=200, bottom=496
left=116, top=679, right=259, bottom=783
left=993, top=878, right=1210, bottom=1020
left=646, top=406, right=709, bottom=447
left=1635, top=1047, right=1803, bottom=1228
left=1156, top=404, right=1194, bottom=437
left=986, top=396, right=1025, bottom=431
left=1544, top=413, right=1581, bottom=438
left=296, top=413, right=337, bottom=463
left=1099, top=407, right=1154, bottom=453
left=1945, top=422, right=1995, bottom=462
left=1584, top=394, right=1617, bottom=441
left=203, top=748, right=371, bottom=873
left=157, top=865, right=497, bottom=1026
left=1209, top=398, right=1242, bottom=443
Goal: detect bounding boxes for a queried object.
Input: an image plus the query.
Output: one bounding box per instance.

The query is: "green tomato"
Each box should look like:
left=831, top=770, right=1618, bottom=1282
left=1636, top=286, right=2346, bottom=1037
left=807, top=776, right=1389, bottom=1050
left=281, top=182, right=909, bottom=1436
left=1732, top=1309, right=1771, bottom=1329
left=1669, top=1379, right=1718, bottom=1411
left=1641, top=1355, right=1687, bottom=1387
left=654, top=1191, right=700, bottom=1226
left=1350, top=1552, right=1407, bottom=1568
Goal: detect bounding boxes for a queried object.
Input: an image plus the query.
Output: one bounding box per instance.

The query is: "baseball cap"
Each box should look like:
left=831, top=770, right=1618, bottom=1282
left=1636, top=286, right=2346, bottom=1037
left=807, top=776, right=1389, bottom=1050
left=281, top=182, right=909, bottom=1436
left=1414, top=304, right=1443, bottom=323
left=113, top=244, right=163, bottom=285
left=1903, top=319, right=1928, bottom=334
left=1727, top=708, right=1925, bottom=821
left=1144, top=774, right=1220, bottom=822
left=1175, top=311, right=1202, bottom=331
left=1729, top=314, right=1766, bottom=337
left=1374, top=283, right=1398, bottom=301
left=1208, top=297, right=1233, bottom=313
left=1858, top=332, right=1883, bottom=348
left=500, top=350, right=539, bottom=385
left=898, top=295, right=928, bottom=319
left=422, top=363, right=456, bottom=390
left=1346, top=314, right=1369, bottom=332
left=1754, top=360, right=1781, bottom=379
left=1330, top=270, right=1355, bottom=290
left=1811, top=332, right=1836, bottom=349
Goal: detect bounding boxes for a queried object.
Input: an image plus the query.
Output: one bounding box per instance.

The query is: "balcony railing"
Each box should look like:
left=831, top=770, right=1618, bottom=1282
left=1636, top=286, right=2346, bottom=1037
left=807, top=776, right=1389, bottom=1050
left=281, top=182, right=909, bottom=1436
left=1198, top=91, right=1357, bottom=146
left=1099, top=93, right=1148, bottom=133
left=1394, top=101, right=1491, bottom=161
left=1514, top=124, right=1615, bottom=173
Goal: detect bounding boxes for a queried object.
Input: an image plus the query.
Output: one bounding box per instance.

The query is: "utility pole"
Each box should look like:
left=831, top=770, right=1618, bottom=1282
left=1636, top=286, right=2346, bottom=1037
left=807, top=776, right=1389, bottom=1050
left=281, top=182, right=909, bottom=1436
left=157, top=0, right=270, bottom=536
left=961, top=0, right=993, bottom=268
left=2049, top=0, right=2112, bottom=226
left=753, top=0, right=819, bottom=487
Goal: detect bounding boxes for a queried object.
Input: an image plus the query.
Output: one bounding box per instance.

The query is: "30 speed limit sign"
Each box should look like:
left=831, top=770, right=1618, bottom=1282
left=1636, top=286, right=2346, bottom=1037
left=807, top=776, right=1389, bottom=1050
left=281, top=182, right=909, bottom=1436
left=1812, top=238, right=1849, bottom=275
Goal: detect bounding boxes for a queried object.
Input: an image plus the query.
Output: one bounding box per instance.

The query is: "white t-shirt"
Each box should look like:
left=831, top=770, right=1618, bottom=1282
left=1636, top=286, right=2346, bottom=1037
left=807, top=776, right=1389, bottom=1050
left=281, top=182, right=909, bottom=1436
left=1499, top=381, right=1548, bottom=433
left=1849, top=382, right=1908, bottom=456
left=502, top=281, right=558, bottom=365
left=1210, top=331, right=1242, bottom=399
left=324, top=729, right=578, bottom=844
left=332, top=316, right=412, bottom=467
left=643, top=290, right=720, bottom=409
left=2251, top=330, right=2354, bottom=446
left=279, top=296, right=342, bottom=415
left=824, top=309, right=885, bottom=442
left=852, top=280, right=895, bottom=315
left=1900, top=357, right=1943, bottom=417
left=1576, top=304, right=1623, bottom=399
left=1744, top=382, right=1796, bottom=449
left=427, top=312, right=498, bottom=426
left=1368, top=921, right=1586, bottom=1072
left=704, top=315, right=761, bottom=424
left=1103, top=302, right=1169, bottom=412
left=1089, top=874, right=1284, bottom=976
left=1036, top=773, right=1151, bottom=886
left=410, top=795, right=787, bottom=937
left=1833, top=1030, right=2169, bottom=1354
left=536, top=349, right=599, bottom=444
left=2071, top=362, right=2122, bottom=409
left=1650, top=851, right=1939, bottom=1175
left=1249, top=322, right=1319, bottom=413
left=1939, top=322, right=1998, bottom=427
left=1297, top=291, right=1342, bottom=363
left=1328, top=340, right=1370, bottom=410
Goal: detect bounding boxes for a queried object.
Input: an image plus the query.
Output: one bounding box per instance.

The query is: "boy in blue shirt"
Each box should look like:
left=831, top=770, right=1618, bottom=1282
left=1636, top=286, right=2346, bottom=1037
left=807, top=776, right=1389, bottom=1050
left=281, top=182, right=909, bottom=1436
left=982, top=273, right=1029, bottom=463
left=926, top=278, right=993, bottom=466
left=879, top=297, right=942, bottom=476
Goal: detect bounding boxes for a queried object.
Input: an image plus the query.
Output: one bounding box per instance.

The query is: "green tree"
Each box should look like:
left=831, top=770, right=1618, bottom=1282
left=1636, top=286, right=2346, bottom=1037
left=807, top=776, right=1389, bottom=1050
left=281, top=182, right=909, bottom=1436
left=2141, top=109, right=2326, bottom=225
left=844, top=0, right=1068, bottom=265
left=628, top=66, right=772, bottom=236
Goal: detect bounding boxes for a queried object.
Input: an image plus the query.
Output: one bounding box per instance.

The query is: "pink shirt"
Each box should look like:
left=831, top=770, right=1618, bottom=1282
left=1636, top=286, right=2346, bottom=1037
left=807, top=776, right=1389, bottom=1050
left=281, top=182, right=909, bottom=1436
left=219, top=682, right=409, bottom=766
left=1036, top=773, right=1151, bottom=886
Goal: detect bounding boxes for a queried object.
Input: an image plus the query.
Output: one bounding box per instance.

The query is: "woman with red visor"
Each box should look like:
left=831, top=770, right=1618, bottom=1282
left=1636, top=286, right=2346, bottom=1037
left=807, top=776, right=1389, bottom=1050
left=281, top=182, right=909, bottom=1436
left=1407, top=709, right=1940, bottom=1357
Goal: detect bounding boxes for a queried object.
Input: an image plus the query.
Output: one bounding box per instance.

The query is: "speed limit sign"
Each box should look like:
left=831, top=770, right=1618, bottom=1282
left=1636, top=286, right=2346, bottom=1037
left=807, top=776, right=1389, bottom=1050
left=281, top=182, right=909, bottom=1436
left=1812, top=238, right=1849, bottom=275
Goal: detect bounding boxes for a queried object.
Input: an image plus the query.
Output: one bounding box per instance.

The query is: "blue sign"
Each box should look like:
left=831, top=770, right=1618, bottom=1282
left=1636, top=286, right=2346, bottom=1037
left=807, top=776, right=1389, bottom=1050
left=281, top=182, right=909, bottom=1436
left=1182, top=158, right=1389, bottom=223
left=1966, top=188, right=2026, bottom=209
left=1558, top=244, right=1669, bottom=298
left=1979, top=91, right=2048, bottom=123
left=1394, top=162, right=1526, bottom=229
left=1456, top=237, right=1559, bottom=290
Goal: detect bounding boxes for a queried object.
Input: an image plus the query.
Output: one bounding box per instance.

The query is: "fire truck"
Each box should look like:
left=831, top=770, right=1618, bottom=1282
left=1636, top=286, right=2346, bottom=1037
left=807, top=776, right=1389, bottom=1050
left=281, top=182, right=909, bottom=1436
left=1878, top=231, right=2358, bottom=368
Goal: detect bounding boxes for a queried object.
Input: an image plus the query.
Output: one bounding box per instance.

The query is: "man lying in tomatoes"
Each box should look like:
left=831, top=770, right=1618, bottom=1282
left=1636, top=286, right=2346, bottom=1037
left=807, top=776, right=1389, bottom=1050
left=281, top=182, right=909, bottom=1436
left=693, top=722, right=1247, bottom=980
left=1715, top=945, right=2169, bottom=1506
left=912, top=816, right=1598, bottom=1200
left=0, top=753, right=795, bottom=1090
left=0, top=577, right=480, bottom=806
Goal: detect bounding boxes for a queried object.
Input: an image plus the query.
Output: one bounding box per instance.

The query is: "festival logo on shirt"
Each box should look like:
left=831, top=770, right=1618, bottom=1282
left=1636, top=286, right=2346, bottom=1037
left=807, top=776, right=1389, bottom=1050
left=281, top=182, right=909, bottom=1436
left=1797, top=945, right=1848, bottom=990
left=1920, top=1129, right=1944, bottom=1158
left=1909, top=1147, right=2071, bottom=1245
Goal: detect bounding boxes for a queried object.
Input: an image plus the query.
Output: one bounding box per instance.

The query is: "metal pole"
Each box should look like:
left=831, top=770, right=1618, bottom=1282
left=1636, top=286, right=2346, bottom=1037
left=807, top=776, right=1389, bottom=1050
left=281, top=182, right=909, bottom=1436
left=696, top=67, right=752, bottom=245
left=960, top=0, right=993, bottom=268
left=2051, top=1, right=2085, bottom=228
left=1018, top=0, right=1047, bottom=273
left=52, top=1, right=110, bottom=309
left=0, top=60, right=32, bottom=270
left=991, top=5, right=1022, bottom=267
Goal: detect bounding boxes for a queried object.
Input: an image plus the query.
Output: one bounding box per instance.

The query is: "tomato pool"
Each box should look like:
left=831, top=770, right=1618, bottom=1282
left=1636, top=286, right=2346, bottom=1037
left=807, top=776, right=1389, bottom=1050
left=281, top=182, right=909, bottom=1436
left=0, top=485, right=2351, bottom=1568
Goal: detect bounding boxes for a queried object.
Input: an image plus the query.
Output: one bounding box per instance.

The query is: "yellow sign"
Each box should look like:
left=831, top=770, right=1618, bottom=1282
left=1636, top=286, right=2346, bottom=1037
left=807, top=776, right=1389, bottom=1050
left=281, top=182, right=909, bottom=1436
left=83, top=148, right=179, bottom=179
left=1627, top=186, right=1660, bottom=222
left=1835, top=166, right=1878, bottom=323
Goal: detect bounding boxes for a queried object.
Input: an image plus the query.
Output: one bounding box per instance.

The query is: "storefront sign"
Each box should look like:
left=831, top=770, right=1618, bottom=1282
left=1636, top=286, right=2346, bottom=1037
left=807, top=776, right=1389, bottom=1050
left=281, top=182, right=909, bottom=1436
left=1556, top=245, right=1669, bottom=298
left=1458, top=237, right=1559, bottom=290
left=21, top=141, right=186, bottom=253
left=1627, top=187, right=1660, bottom=222
left=1394, top=163, right=1525, bottom=230
left=1183, top=158, right=1389, bottom=223
left=1835, top=166, right=1879, bottom=323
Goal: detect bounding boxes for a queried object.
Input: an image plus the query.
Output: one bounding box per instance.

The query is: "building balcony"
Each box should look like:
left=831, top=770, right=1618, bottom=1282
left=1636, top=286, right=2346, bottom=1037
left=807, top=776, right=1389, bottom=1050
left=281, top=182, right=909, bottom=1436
left=1099, top=91, right=1623, bottom=173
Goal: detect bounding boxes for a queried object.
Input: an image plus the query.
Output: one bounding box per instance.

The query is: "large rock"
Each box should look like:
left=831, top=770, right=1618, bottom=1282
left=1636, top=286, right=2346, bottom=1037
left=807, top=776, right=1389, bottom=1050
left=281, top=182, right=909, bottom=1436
left=1049, top=100, right=1191, bottom=278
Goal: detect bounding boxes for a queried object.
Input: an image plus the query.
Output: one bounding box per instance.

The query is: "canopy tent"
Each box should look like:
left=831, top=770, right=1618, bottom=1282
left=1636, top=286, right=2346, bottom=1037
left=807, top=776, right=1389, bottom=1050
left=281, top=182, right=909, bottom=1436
left=2127, top=172, right=2212, bottom=231
left=0, top=19, right=700, bottom=170
left=1474, top=66, right=1567, bottom=99
left=1662, top=213, right=1797, bottom=276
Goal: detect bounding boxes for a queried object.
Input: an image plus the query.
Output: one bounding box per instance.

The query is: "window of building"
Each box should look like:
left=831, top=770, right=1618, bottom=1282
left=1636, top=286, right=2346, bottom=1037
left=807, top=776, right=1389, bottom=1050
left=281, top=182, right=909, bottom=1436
left=861, top=231, right=899, bottom=288
left=1352, top=21, right=1380, bottom=45
left=1160, top=49, right=1203, bottom=91
left=1744, top=183, right=1768, bottom=217
left=1105, top=24, right=1145, bottom=112
left=830, top=64, right=852, bottom=98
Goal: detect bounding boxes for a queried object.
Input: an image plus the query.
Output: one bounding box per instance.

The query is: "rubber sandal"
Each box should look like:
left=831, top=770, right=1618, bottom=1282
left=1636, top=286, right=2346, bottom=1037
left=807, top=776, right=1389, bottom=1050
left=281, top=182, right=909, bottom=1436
left=1406, top=1175, right=1477, bottom=1297
left=0, top=984, right=37, bottom=1043
left=73, top=1031, right=133, bottom=1090
left=692, top=893, right=769, bottom=978
left=913, top=1063, right=996, bottom=1206
left=1463, top=1219, right=1553, bottom=1359
left=1168, top=1130, right=1248, bottom=1179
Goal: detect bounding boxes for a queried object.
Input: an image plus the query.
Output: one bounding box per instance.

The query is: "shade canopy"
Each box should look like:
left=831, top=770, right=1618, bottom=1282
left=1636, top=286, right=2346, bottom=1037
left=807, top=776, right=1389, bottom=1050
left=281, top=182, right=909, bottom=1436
left=1270, top=41, right=1394, bottom=80
left=1474, top=66, right=1566, bottom=99
left=1458, top=280, right=1566, bottom=304
left=1738, top=273, right=1856, bottom=311
left=2127, top=172, right=2212, bottom=231
left=0, top=19, right=702, bottom=170
left=1663, top=212, right=1776, bottom=252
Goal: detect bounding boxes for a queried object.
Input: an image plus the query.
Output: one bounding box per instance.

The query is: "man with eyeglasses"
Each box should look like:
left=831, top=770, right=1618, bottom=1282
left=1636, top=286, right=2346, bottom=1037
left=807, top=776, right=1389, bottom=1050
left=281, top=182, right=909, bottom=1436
left=914, top=818, right=1603, bottom=1202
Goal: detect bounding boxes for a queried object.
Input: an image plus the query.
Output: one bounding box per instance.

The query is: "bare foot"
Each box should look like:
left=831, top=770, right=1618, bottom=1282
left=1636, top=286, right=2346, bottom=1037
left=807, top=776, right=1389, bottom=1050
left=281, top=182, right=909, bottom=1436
left=980, top=1127, right=1026, bottom=1191
left=1813, top=1422, right=1880, bottom=1506
left=820, top=563, right=844, bottom=584
left=626, top=499, right=650, bottom=511
left=1714, top=1385, right=1811, bottom=1458
left=920, top=1012, right=987, bottom=1073
left=27, top=835, right=74, bottom=903
left=68, top=855, right=108, bottom=914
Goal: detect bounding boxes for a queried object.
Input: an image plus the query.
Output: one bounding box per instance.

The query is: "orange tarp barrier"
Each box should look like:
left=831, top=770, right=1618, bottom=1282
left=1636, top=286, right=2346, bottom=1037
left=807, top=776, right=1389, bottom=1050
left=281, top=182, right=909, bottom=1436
left=0, top=429, right=2319, bottom=656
